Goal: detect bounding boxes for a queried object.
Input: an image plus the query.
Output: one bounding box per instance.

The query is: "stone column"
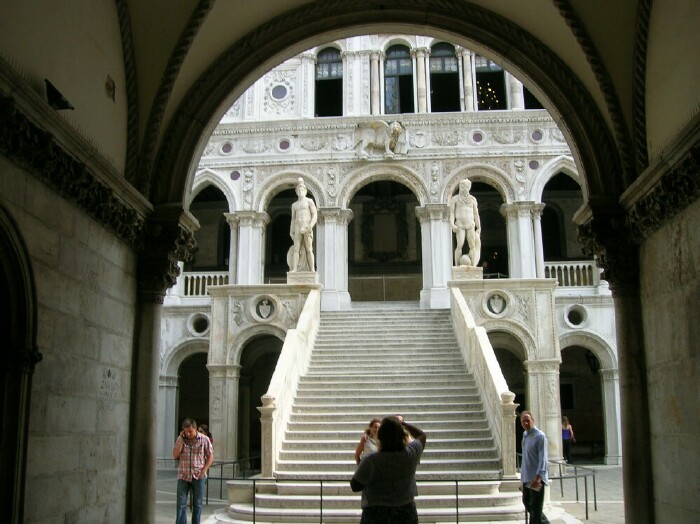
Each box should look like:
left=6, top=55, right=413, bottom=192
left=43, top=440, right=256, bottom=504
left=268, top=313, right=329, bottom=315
left=507, top=72, right=525, bottom=110
left=579, top=214, right=653, bottom=522
left=239, top=375, right=252, bottom=459
left=414, top=48, right=429, bottom=113
left=524, top=359, right=563, bottom=463
left=415, top=205, right=451, bottom=309
left=599, top=368, right=623, bottom=465
left=300, top=52, right=316, bottom=118
left=370, top=51, right=381, bottom=115
left=233, top=211, right=270, bottom=285
left=129, top=207, right=197, bottom=524
left=500, top=202, right=537, bottom=278
left=317, top=207, right=353, bottom=310
left=208, top=364, right=241, bottom=462
left=457, top=47, right=475, bottom=112
left=532, top=203, right=546, bottom=278
left=225, top=213, right=240, bottom=284
left=157, top=374, right=179, bottom=459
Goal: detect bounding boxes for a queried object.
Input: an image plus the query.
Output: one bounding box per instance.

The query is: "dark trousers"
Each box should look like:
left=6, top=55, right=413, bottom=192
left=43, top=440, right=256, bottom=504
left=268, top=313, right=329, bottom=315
left=523, top=483, right=546, bottom=524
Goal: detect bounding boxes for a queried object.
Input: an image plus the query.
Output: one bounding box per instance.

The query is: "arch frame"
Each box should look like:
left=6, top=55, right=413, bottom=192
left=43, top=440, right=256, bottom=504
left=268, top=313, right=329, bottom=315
left=255, top=171, right=326, bottom=211
left=151, top=0, right=626, bottom=219
left=227, top=324, right=288, bottom=367
left=558, top=330, right=617, bottom=371
left=446, top=163, right=514, bottom=204
left=530, top=155, right=582, bottom=202
left=338, top=162, right=428, bottom=208
left=162, top=338, right=210, bottom=377
left=190, top=169, right=240, bottom=212
left=0, top=204, right=41, bottom=523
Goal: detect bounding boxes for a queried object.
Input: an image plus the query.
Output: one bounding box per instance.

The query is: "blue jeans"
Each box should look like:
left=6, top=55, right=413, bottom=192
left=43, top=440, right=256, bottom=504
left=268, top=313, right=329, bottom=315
left=176, top=477, right=206, bottom=524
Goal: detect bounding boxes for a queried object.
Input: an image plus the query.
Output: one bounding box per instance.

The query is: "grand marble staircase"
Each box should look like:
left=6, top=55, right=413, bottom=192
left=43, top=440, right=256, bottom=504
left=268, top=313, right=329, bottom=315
left=223, top=303, right=522, bottom=523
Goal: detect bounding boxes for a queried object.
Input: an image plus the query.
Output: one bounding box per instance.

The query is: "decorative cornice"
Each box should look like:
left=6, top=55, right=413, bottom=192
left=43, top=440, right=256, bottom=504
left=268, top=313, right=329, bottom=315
left=114, top=0, right=140, bottom=186
left=577, top=211, right=639, bottom=297
left=317, top=207, right=354, bottom=224
left=553, top=0, right=635, bottom=185
left=137, top=206, right=198, bottom=300
left=631, top=0, right=651, bottom=172
left=625, top=138, right=700, bottom=243
left=0, top=96, right=146, bottom=247
left=415, top=204, right=449, bottom=222
left=139, top=0, right=216, bottom=196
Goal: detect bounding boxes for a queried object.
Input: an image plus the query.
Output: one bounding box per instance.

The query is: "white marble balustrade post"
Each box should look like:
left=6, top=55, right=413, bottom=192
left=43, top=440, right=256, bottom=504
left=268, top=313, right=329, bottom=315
left=415, top=205, right=451, bottom=309
left=524, top=359, right=563, bottom=464
left=317, top=207, right=353, bottom=311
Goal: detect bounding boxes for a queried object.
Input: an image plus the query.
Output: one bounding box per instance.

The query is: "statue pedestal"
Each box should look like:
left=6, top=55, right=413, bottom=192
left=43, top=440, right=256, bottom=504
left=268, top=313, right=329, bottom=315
left=287, top=271, right=320, bottom=285
left=451, top=266, right=484, bottom=280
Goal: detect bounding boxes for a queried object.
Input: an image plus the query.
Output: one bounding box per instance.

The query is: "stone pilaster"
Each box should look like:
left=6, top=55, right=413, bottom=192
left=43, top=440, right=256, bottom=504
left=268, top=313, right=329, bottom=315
left=413, top=48, right=429, bottom=113
left=208, top=364, right=241, bottom=462
left=370, top=51, right=382, bottom=115
left=225, top=212, right=240, bottom=284
left=532, top=203, right=546, bottom=278
left=523, top=359, right=562, bottom=463
left=507, top=72, right=525, bottom=110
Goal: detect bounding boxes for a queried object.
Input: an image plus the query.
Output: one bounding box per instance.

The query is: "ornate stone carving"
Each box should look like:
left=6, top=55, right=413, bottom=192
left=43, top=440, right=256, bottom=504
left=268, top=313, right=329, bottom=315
left=578, top=212, right=638, bottom=297
left=355, top=120, right=407, bottom=158
left=0, top=96, right=145, bottom=248
left=138, top=215, right=197, bottom=299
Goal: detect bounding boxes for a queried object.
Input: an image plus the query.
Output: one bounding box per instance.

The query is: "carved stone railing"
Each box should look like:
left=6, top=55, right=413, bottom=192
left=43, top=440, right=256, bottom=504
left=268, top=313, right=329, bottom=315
left=258, top=289, right=321, bottom=477
left=451, top=288, right=518, bottom=476
left=170, top=270, right=229, bottom=297
left=544, top=260, right=601, bottom=287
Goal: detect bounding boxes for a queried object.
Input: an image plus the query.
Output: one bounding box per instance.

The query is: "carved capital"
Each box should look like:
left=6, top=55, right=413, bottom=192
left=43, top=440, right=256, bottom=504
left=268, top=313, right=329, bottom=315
left=317, top=207, right=353, bottom=225
left=415, top=204, right=449, bottom=223
left=138, top=207, right=198, bottom=300
left=577, top=209, right=639, bottom=297
left=233, top=210, right=270, bottom=228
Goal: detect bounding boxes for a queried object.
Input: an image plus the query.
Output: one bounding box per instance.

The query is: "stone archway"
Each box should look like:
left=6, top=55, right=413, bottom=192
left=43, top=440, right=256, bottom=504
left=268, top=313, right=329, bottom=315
left=0, top=205, right=41, bottom=523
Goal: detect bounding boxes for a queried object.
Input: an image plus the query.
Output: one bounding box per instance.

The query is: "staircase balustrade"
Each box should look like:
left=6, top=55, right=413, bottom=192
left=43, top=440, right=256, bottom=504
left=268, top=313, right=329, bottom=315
left=544, top=260, right=601, bottom=287
left=258, top=289, right=321, bottom=477
left=451, top=288, right=518, bottom=476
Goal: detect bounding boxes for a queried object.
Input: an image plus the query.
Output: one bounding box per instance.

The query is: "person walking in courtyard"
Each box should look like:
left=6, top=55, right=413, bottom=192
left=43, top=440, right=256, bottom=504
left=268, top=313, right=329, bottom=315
left=350, top=416, right=427, bottom=524
left=561, top=416, right=575, bottom=463
left=173, top=418, right=214, bottom=524
left=355, top=418, right=381, bottom=464
left=520, top=411, right=549, bottom=523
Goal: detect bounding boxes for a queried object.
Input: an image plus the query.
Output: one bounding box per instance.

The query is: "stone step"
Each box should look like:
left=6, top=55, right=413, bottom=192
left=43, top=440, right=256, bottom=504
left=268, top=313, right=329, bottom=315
left=298, top=373, right=473, bottom=384
left=291, top=402, right=484, bottom=413
left=281, top=437, right=494, bottom=450
left=272, top=479, right=504, bottom=496
left=294, top=394, right=482, bottom=404
left=272, top=468, right=504, bottom=481
left=278, top=447, right=498, bottom=462
left=286, top=419, right=489, bottom=432
left=283, top=428, right=493, bottom=440
left=288, top=411, right=487, bottom=422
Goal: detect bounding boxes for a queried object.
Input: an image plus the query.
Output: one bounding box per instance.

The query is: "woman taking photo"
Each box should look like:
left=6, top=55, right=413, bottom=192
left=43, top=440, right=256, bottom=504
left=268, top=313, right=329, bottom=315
left=350, top=416, right=427, bottom=524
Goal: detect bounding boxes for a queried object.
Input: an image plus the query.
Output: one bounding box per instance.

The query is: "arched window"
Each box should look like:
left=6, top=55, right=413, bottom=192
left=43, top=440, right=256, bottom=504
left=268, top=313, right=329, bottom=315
left=475, top=55, right=507, bottom=110
left=315, top=47, right=343, bottom=117
left=384, top=45, right=414, bottom=114
left=186, top=185, right=229, bottom=271
left=429, top=42, right=460, bottom=112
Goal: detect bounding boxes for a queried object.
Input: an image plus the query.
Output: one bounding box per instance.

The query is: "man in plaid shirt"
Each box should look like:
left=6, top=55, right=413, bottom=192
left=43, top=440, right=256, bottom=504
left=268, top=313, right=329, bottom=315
left=173, top=418, right=214, bottom=524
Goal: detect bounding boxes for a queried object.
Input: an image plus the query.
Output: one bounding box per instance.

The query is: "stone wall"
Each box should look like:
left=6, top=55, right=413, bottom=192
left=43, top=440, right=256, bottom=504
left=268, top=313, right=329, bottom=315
left=0, top=157, right=137, bottom=523
left=640, top=196, right=700, bottom=521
